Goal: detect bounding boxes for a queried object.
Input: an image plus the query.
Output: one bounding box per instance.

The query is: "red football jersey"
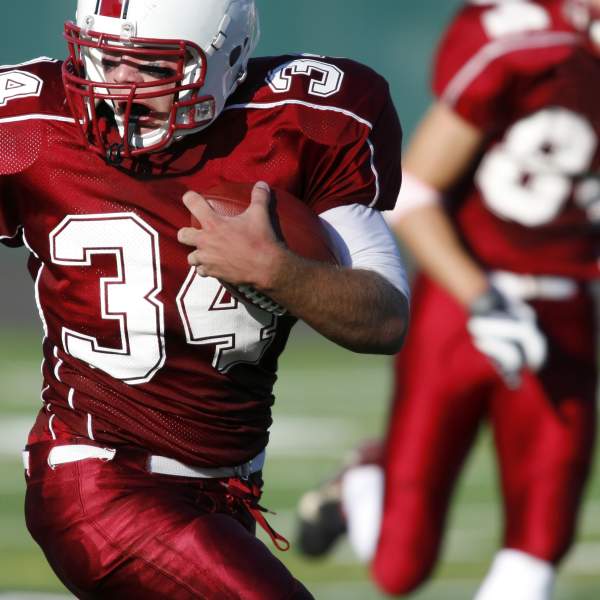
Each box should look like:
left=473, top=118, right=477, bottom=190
left=0, top=54, right=401, bottom=466
left=433, top=0, right=600, bottom=278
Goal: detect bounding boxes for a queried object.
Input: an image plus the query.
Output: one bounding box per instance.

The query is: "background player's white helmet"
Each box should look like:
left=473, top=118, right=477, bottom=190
left=63, top=0, right=260, bottom=161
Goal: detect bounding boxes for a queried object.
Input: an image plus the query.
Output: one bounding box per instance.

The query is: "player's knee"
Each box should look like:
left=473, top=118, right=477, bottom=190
left=371, top=552, right=435, bottom=596
left=370, top=508, right=443, bottom=595
left=508, top=516, right=577, bottom=565
left=517, top=535, right=573, bottom=566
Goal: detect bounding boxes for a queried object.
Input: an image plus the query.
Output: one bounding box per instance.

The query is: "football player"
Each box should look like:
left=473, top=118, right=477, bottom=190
left=296, top=1, right=600, bottom=599
left=0, top=1, right=410, bottom=598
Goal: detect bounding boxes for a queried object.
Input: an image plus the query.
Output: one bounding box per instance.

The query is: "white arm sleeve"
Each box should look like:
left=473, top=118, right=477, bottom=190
left=318, top=203, right=410, bottom=301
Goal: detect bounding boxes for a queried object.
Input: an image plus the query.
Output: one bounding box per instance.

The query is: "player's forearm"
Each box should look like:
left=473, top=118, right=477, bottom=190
left=388, top=102, right=488, bottom=306
left=394, top=204, right=488, bottom=307
left=256, top=248, right=409, bottom=354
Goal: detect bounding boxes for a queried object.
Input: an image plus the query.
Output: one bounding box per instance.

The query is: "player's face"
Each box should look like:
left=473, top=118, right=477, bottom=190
left=101, top=51, right=179, bottom=135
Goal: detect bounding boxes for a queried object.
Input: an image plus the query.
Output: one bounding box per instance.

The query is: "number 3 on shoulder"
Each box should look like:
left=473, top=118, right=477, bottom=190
left=267, top=58, right=344, bottom=98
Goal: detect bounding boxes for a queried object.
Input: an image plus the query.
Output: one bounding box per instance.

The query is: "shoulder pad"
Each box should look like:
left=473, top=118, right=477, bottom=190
left=234, top=54, right=392, bottom=127
left=433, top=2, right=579, bottom=126
left=436, top=1, right=578, bottom=90
left=0, top=57, right=71, bottom=121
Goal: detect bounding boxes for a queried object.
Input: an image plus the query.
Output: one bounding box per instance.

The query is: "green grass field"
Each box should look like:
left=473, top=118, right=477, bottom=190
left=0, top=328, right=598, bottom=599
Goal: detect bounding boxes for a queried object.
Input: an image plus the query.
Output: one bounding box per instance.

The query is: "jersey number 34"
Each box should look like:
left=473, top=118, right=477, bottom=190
left=50, top=213, right=276, bottom=385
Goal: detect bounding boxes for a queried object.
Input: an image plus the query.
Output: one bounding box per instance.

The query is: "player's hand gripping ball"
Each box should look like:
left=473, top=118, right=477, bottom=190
left=184, top=182, right=338, bottom=315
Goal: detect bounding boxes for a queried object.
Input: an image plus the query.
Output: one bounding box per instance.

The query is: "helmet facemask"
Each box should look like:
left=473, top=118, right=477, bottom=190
left=62, top=0, right=260, bottom=162
left=63, top=22, right=215, bottom=161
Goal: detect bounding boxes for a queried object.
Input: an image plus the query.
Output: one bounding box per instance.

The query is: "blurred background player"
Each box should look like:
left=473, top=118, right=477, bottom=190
left=0, top=0, right=410, bottom=597
left=297, top=0, right=600, bottom=598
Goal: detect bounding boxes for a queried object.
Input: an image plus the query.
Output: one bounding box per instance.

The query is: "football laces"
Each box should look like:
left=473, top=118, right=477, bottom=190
left=236, top=285, right=288, bottom=316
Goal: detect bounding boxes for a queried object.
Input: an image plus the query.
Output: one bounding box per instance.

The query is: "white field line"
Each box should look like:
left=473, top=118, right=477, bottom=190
left=268, top=505, right=600, bottom=575
left=0, top=364, right=43, bottom=392
left=562, top=542, right=600, bottom=575
left=277, top=361, right=387, bottom=375
left=0, top=415, right=359, bottom=459
left=0, top=594, right=73, bottom=599
left=2, top=414, right=598, bottom=577
left=0, top=416, right=31, bottom=456
left=268, top=416, right=358, bottom=456
left=310, top=579, right=480, bottom=600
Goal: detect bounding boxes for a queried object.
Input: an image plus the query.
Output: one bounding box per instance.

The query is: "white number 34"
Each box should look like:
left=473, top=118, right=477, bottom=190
left=50, top=214, right=276, bottom=385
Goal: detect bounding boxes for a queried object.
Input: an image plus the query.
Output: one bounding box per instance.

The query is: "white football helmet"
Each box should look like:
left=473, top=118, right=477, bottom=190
left=63, top=0, right=260, bottom=161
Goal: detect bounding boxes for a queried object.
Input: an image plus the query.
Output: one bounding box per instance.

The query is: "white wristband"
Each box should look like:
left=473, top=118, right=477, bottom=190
left=384, top=171, right=442, bottom=226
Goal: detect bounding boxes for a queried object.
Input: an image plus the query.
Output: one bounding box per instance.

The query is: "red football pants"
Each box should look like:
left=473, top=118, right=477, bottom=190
left=372, top=275, right=597, bottom=596
left=24, top=439, right=313, bottom=600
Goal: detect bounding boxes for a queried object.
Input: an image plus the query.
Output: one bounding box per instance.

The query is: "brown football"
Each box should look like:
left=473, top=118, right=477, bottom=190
left=191, top=182, right=339, bottom=315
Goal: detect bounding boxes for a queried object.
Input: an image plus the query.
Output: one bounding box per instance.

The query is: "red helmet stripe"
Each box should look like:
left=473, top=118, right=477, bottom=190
left=95, top=0, right=129, bottom=18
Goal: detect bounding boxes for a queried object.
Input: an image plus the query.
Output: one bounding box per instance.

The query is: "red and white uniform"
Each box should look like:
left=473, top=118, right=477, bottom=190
left=374, top=1, right=598, bottom=595
left=0, top=54, right=400, bottom=465
left=0, top=55, right=401, bottom=599
left=437, top=0, right=600, bottom=278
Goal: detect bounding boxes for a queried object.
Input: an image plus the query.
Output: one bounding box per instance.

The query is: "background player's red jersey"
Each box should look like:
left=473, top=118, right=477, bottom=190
left=434, top=0, right=600, bottom=278
left=0, top=55, right=401, bottom=467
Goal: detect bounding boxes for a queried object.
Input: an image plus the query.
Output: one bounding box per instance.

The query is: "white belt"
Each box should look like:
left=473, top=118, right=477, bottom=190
left=22, top=445, right=266, bottom=479
left=148, top=453, right=265, bottom=479
left=490, top=271, right=578, bottom=301
left=46, top=445, right=116, bottom=468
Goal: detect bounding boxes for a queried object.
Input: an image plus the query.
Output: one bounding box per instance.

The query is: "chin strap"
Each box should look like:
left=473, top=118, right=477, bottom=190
left=106, top=143, right=124, bottom=165
left=126, top=113, right=139, bottom=147
left=223, top=477, right=291, bottom=551
left=105, top=114, right=142, bottom=165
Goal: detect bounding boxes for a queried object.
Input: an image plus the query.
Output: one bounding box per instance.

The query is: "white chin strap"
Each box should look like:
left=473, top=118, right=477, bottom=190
left=121, top=112, right=170, bottom=150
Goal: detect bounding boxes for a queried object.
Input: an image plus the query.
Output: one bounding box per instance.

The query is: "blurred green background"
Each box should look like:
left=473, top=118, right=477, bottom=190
left=0, top=1, right=598, bottom=599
